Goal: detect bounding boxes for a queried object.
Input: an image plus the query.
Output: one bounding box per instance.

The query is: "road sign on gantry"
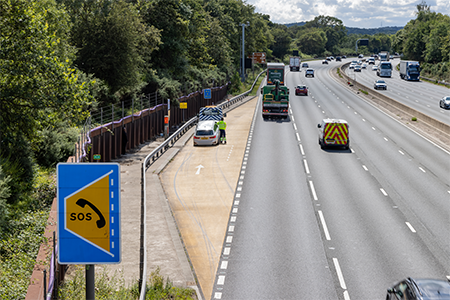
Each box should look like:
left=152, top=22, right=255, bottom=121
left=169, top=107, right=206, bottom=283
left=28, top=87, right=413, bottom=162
left=57, top=163, right=121, bottom=264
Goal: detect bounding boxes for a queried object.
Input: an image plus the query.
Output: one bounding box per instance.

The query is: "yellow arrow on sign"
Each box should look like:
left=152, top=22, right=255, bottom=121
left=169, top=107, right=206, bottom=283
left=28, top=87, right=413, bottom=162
left=65, top=171, right=113, bottom=255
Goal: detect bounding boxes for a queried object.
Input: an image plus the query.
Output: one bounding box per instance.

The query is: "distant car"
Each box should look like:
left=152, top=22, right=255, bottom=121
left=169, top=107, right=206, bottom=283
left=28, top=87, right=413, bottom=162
left=361, top=63, right=367, bottom=69
left=374, top=79, right=387, bottom=90
left=193, top=120, right=220, bottom=146
left=386, top=278, right=450, bottom=300
left=295, top=85, right=308, bottom=96
left=367, top=58, right=375, bottom=64
left=330, top=56, right=335, bottom=60
left=372, top=65, right=378, bottom=71
left=302, top=62, right=309, bottom=68
left=349, top=63, right=356, bottom=69
left=439, top=96, right=450, bottom=109
left=354, top=65, right=362, bottom=72
left=305, top=68, right=314, bottom=77
left=390, top=55, right=394, bottom=60
left=358, top=54, right=364, bottom=58
left=322, top=59, right=328, bottom=64
left=342, top=55, right=347, bottom=59
left=336, top=56, right=342, bottom=61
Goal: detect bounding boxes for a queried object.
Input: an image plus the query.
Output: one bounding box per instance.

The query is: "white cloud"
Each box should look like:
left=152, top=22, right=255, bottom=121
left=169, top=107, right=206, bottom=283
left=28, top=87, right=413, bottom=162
left=245, top=0, right=450, bottom=28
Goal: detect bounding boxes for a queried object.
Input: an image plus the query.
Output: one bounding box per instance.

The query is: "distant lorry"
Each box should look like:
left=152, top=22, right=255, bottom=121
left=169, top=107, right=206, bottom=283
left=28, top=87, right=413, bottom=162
left=266, top=62, right=285, bottom=85
left=289, top=57, right=300, bottom=71
left=379, top=51, right=389, bottom=61
left=377, top=61, right=392, bottom=77
left=261, top=80, right=289, bottom=119
left=399, top=61, right=420, bottom=81
left=317, top=119, right=349, bottom=150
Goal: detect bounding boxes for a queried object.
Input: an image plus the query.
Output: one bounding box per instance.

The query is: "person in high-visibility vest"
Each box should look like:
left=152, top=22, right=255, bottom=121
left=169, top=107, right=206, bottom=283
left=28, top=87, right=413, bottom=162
left=217, top=118, right=227, bottom=144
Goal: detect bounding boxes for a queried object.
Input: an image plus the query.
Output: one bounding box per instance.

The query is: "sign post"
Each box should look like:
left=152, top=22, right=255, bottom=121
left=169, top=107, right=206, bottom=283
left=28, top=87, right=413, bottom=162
left=180, top=102, right=187, bottom=122
left=57, top=163, right=121, bottom=299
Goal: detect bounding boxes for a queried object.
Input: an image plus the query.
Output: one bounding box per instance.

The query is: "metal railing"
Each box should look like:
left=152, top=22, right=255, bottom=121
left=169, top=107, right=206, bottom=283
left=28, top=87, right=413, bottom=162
left=138, top=69, right=265, bottom=299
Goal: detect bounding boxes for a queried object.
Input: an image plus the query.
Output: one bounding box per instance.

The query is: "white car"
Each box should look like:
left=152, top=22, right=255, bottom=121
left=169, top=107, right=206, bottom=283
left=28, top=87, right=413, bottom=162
left=193, top=120, right=220, bottom=146
left=349, top=63, right=356, bottom=69
left=305, top=68, right=315, bottom=77
left=374, top=79, right=387, bottom=90
left=361, top=63, right=367, bottom=69
left=372, top=65, right=378, bottom=71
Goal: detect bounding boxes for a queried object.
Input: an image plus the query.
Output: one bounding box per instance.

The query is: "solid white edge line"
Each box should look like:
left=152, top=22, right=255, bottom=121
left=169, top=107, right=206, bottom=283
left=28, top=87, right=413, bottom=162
left=406, top=222, right=417, bottom=233
left=318, top=210, right=331, bottom=240
left=333, top=258, right=347, bottom=289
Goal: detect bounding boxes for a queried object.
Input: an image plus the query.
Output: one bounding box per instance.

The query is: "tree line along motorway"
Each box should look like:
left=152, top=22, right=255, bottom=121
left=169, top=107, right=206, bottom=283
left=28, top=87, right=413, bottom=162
left=211, top=60, right=450, bottom=300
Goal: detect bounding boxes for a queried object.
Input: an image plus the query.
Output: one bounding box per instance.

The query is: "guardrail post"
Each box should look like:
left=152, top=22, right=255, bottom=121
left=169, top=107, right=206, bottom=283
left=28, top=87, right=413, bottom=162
left=43, top=269, right=46, bottom=300
left=139, top=162, right=145, bottom=293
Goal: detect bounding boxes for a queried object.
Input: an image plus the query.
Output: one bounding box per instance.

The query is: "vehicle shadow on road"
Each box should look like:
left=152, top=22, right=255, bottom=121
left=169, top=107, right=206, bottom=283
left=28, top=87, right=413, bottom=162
left=320, top=148, right=352, bottom=154
left=262, top=116, right=291, bottom=123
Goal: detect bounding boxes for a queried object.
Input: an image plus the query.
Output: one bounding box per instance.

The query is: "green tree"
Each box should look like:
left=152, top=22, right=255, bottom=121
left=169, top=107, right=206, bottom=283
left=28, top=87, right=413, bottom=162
left=270, top=25, right=291, bottom=59
left=424, top=15, right=450, bottom=63
left=142, top=0, right=190, bottom=78
left=297, top=29, right=327, bottom=55
left=68, top=0, right=161, bottom=99
left=306, top=16, right=346, bottom=54
left=0, top=0, right=94, bottom=202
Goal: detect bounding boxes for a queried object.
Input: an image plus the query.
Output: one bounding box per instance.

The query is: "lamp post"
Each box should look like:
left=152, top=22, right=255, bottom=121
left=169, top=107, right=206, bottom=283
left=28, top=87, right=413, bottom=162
left=239, top=22, right=249, bottom=82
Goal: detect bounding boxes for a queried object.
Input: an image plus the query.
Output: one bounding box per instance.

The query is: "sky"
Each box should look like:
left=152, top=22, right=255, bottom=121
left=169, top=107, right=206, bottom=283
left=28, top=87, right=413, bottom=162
left=244, top=0, right=450, bottom=28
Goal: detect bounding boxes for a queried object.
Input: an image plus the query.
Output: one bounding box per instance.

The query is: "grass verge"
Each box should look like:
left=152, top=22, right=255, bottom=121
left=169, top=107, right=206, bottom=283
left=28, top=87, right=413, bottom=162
left=59, top=266, right=197, bottom=300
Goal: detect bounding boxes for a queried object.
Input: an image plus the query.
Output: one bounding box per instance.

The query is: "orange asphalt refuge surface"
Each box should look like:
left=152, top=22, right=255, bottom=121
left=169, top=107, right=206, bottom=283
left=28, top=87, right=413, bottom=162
left=160, top=97, right=257, bottom=298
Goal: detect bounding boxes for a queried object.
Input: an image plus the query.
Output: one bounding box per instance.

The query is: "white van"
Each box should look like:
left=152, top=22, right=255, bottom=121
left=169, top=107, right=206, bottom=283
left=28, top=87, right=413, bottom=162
left=317, top=119, right=349, bottom=150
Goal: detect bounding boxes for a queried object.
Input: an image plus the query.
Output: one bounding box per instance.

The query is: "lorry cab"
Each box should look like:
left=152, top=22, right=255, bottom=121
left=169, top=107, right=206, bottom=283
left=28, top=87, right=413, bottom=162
left=318, top=119, right=349, bottom=150
left=377, top=61, right=392, bottom=77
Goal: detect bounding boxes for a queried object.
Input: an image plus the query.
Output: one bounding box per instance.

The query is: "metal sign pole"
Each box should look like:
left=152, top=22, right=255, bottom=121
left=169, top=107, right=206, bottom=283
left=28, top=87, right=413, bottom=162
left=86, top=265, right=95, bottom=299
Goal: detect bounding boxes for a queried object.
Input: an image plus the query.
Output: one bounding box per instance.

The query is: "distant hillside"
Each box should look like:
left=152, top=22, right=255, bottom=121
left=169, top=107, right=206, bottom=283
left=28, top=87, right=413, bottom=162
left=346, top=26, right=403, bottom=35
left=283, top=22, right=403, bottom=35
